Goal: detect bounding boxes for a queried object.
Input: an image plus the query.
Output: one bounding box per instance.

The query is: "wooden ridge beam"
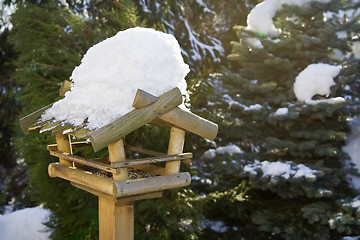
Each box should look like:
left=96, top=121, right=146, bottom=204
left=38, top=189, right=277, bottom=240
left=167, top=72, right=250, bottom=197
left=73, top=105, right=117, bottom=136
left=89, top=87, right=183, bottom=152
left=133, top=89, right=218, bottom=140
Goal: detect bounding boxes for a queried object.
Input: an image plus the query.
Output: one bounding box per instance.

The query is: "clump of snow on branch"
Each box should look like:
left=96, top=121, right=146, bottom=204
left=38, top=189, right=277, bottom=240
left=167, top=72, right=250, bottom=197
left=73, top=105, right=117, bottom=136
left=138, top=0, right=224, bottom=65
left=246, top=0, right=332, bottom=36
left=293, top=63, right=344, bottom=104
left=223, top=94, right=263, bottom=111
left=200, top=145, right=242, bottom=160
left=243, top=160, right=319, bottom=180
left=325, top=7, right=360, bottom=59
left=274, top=107, right=288, bottom=116
left=42, top=27, right=189, bottom=130
left=181, top=16, right=224, bottom=63
left=0, top=207, right=51, bottom=240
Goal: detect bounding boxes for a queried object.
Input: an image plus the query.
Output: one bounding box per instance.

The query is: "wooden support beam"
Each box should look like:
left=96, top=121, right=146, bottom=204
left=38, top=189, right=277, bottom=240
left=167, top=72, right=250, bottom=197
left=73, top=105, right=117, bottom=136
left=48, top=149, right=191, bottom=173
left=89, top=87, right=182, bottom=152
left=115, top=191, right=163, bottom=204
left=108, top=139, right=128, bottom=181
left=130, top=164, right=165, bottom=176
left=48, top=162, right=114, bottom=195
left=55, top=134, right=73, bottom=166
left=133, top=89, right=218, bottom=141
left=110, top=153, right=192, bottom=168
left=47, top=141, right=91, bottom=151
left=71, top=182, right=163, bottom=202
left=114, top=172, right=191, bottom=198
left=165, top=127, right=186, bottom=175
left=48, top=162, right=191, bottom=198
left=49, top=150, right=115, bottom=173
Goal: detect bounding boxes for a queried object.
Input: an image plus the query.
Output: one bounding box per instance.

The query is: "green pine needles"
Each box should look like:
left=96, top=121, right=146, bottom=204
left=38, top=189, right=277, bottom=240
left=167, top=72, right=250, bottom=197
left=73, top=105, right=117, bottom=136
left=11, top=1, right=200, bottom=239
left=193, top=0, right=360, bottom=239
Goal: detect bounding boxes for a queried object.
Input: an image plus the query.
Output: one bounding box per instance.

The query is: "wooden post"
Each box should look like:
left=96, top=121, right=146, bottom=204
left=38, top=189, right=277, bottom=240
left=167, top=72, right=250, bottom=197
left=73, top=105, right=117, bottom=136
left=99, top=138, right=134, bottom=240
left=99, top=198, right=134, bottom=240
left=165, top=127, right=185, bottom=175
left=55, top=134, right=73, bottom=166
left=108, top=139, right=128, bottom=181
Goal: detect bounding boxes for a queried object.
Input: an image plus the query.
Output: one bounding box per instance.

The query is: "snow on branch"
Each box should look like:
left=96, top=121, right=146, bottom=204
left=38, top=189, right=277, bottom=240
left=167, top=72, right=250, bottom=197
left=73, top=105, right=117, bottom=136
left=180, top=17, right=224, bottom=63
left=223, top=94, right=263, bottom=111
left=293, top=63, right=344, bottom=105
left=246, top=0, right=332, bottom=36
left=243, top=160, right=321, bottom=181
left=41, top=27, right=189, bottom=130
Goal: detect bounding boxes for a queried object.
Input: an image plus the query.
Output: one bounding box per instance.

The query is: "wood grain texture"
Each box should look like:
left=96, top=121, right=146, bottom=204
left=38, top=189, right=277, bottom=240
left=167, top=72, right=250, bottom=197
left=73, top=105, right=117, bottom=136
left=133, top=89, right=218, bottom=140
left=48, top=162, right=114, bottom=195
left=114, top=172, right=191, bottom=198
left=98, top=198, right=134, bottom=240
left=165, top=127, right=185, bottom=175
left=55, top=134, right=73, bottom=166
left=89, top=87, right=182, bottom=152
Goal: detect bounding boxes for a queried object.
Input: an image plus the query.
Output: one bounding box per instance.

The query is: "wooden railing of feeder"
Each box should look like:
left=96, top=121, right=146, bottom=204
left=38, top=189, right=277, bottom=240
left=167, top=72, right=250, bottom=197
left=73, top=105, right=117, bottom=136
left=19, top=81, right=218, bottom=240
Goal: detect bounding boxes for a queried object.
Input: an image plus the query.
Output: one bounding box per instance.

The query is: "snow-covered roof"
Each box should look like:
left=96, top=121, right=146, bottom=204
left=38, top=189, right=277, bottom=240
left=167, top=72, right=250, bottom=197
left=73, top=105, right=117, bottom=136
left=42, top=27, right=189, bottom=130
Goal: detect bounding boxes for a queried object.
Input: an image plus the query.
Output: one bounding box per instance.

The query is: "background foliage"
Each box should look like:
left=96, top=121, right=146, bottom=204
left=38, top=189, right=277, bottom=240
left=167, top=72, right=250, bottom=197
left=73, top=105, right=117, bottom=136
left=0, top=0, right=360, bottom=239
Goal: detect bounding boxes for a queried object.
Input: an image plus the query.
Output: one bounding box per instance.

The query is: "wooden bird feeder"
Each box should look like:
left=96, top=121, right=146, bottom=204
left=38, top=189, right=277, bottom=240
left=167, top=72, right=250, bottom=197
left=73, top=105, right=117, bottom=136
left=20, top=81, right=218, bottom=240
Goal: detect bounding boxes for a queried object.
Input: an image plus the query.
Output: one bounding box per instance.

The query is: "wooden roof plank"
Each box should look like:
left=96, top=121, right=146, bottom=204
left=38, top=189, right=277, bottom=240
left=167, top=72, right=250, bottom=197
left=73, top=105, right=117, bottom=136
left=19, top=103, right=53, bottom=134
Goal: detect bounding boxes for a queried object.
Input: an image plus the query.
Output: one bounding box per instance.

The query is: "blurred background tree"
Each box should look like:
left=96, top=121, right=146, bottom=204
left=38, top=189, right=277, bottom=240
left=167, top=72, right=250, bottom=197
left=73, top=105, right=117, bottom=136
left=1, top=0, right=360, bottom=239
left=192, top=0, right=360, bottom=239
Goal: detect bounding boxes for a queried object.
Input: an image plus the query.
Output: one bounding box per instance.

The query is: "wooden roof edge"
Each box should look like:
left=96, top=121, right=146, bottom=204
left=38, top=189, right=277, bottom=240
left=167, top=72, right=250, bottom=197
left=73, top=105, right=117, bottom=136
left=20, top=80, right=71, bottom=135
left=133, top=88, right=218, bottom=141
left=19, top=103, right=53, bottom=135
left=89, top=87, right=183, bottom=152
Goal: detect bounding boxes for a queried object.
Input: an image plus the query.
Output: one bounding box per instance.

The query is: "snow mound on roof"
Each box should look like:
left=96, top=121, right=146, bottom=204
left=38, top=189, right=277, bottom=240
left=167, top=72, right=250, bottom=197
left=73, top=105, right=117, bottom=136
left=293, top=63, right=343, bottom=103
left=42, top=27, right=189, bottom=130
left=246, top=0, right=332, bottom=36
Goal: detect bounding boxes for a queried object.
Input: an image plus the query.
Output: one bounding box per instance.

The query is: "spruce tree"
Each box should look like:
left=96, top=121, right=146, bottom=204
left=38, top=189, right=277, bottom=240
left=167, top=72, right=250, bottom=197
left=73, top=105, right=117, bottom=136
left=11, top=1, right=202, bottom=239
left=0, top=26, right=25, bottom=212
left=11, top=3, right=99, bottom=239
left=134, top=0, right=244, bottom=75
left=194, top=1, right=360, bottom=239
